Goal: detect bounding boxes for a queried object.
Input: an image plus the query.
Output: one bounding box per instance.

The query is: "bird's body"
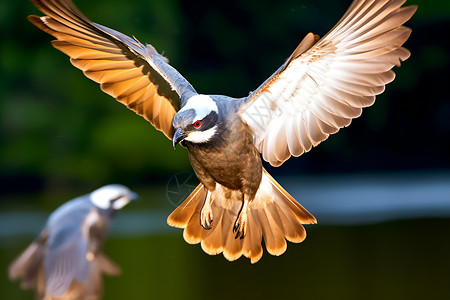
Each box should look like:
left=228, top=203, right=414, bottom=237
left=9, top=185, right=138, bottom=300
left=184, top=96, right=261, bottom=193
left=184, top=97, right=265, bottom=241
left=170, top=93, right=316, bottom=257
left=187, top=118, right=261, bottom=194
left=27, top=0, right=416, bottom=263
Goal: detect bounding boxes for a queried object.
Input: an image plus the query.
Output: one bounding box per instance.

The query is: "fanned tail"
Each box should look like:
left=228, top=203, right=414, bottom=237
left=167, top=170, right=316, bottom=263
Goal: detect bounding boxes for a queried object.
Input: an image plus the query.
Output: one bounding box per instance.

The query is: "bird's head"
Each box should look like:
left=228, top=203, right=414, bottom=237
left=89, top=184, right=139, bottom=211
left=172, top=94, right=220, bottom=148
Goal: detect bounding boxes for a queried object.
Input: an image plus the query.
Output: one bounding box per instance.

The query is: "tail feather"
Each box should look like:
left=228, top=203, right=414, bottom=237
left=201, top=223, right=223, bottom=255
left=167, top=184, right=206, bottom=229
left=250, top=210, right=264, bottom=261
left=96, top=253, right=121, bottom=276
left=221, top=200, right=243, bottom=261
left=183, top=209, right=203, bottom=244
left=200, top=201, right=225, bottom=255
left=266, top=171, right=316, bottom=223
left=242, top=212, right=263, bottom=263
left=275, top=202, right=307, bottom=243
left=225, top=218, right=246, bottom=260
left=167, top=170, right=316, bottom=263
left=257, top=203, right=287, bottom=256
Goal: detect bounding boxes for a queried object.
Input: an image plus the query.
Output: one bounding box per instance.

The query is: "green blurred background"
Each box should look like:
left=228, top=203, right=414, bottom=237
left=1, top=0, right=450, bottom=299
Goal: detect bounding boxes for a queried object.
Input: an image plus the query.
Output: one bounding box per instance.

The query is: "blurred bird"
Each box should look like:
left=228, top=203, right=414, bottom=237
left=28, top=0, right=416, bottom=263
left=9, top=184, right=138, bottom=300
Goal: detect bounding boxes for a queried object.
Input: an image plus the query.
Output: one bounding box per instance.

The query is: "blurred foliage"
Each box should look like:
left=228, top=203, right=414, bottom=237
left=1, top=0, right=449, bottom=197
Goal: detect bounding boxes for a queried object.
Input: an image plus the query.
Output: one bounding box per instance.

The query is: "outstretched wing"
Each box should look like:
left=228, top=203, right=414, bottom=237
left=29, top=0, right=197, bottom=139
left=240, top=0, right=417, bottom=166
left=8, top=228, right=49, bottom=291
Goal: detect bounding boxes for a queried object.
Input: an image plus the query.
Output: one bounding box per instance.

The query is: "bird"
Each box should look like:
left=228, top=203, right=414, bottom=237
left=9, top=184, right=138, bottom=300
left=27, top=0, right=416, bottom=263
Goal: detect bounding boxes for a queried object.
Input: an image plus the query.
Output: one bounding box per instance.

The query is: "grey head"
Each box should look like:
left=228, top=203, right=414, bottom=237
left=46, top=184, right=138, bottom=233
left=89, top=184, right=139, bottom=211
left=173, top=94, right=237, bottom=147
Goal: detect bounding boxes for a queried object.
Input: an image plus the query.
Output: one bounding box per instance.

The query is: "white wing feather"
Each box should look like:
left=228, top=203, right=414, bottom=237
left=240, top=0, right=416, bottom=166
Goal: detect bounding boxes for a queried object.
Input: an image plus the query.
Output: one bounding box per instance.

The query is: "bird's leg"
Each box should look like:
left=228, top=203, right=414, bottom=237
left=234, top=198, right=249, bottom=239
left=200, top=192, right=213, bottom=230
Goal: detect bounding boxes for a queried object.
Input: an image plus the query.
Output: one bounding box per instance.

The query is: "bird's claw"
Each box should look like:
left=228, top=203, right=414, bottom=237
left=233, top=211, right=247, bottom=239
left=200, top=208, right=213, bottom=230
left=200, top=194, right=213, bottom=230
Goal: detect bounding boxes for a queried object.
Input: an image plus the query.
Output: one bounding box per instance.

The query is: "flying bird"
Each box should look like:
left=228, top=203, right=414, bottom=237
left=9, top=184, right=138, bottom=300
left=28, top=0, right=416, bottom=263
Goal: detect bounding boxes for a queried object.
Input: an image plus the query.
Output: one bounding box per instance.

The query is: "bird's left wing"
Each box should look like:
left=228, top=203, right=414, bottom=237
left=240, top=0, right=417, bottom=166
left=8, top=228, right=49, bottom=287
left=29, top=0, right=197, bottom=139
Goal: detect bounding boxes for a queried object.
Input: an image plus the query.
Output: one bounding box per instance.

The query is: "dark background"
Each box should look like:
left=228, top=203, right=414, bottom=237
left=1, top=0, right=449, bottom=299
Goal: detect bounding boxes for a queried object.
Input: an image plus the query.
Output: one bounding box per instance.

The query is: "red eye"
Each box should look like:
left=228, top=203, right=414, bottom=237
left=194, top=120, right=201, bottom=128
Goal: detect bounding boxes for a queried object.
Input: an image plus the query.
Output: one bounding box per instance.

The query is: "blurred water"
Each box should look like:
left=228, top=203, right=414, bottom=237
left=283, top=171, right=450, bottom=225
left=2, top=171, right=450, bottom=300
left=1, top=171, right=449, bottom=244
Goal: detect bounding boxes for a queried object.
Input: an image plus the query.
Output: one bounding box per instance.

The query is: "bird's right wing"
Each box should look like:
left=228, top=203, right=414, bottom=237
left=44, top=217, right=91, bottom=296
left=44, top=206, right=104, bottom=297
left=29, top=0, right=197, bottom=139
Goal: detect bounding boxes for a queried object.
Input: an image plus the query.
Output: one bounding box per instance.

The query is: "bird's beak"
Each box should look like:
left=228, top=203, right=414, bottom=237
left=112, top=191, right=139, bottom=210
left=173, top=128, right=187, bottom=149
left=129, top=191, right=139, bottom=202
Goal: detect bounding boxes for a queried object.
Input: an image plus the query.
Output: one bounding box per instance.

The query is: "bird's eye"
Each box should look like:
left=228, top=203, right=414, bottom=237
left=194, top=120, right=201, bottom=128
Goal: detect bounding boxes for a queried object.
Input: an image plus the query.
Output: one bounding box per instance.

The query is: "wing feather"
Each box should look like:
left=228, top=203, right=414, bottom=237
left=241, top=0, right=416, bottom=166
left=71, top=58, right=136, bottom=71
left=29, top=0, right=197, bottom=139
left=308, top=113, right=329, bottom=143
left=285, top=117, right=303, bottom=156
left=297, top=117, right=314, bottom=153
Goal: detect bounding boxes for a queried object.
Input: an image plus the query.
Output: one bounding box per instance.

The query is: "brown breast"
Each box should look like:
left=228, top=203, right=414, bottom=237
left=186, top=116, right=262, bottom=196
